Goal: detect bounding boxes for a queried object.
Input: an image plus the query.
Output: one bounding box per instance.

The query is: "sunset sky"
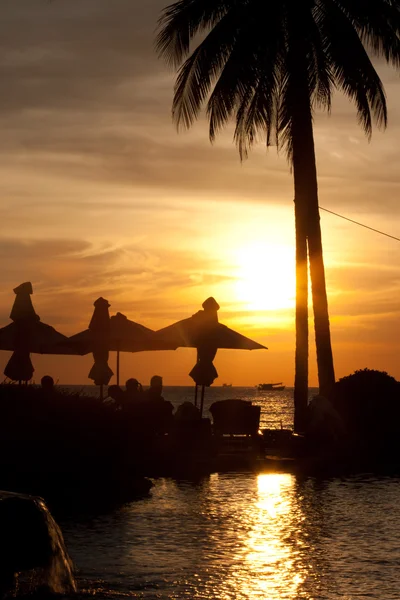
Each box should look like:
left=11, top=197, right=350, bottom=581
left=0, top=0, right=399, bottom=386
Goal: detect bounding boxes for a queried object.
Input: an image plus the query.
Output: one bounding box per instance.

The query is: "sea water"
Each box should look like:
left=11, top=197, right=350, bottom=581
left=56, top=387, right=400, bottom=599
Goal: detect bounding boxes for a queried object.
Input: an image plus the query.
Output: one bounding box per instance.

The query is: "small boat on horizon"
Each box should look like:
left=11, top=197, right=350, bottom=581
left=257, top=382, right=285, bottom=391
left=222, top=383, right=232, bottom=388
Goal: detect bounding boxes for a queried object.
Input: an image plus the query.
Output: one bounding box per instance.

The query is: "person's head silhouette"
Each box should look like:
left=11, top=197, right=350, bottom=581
left=150, top=375, right=163, bottom=392
left=108, top=385, right=124, bottom=401
left=126, top=378, right=140, bottom=392
left=40, top=375, right=54, bottom=391
left=145, top=375, right=164, bottom=401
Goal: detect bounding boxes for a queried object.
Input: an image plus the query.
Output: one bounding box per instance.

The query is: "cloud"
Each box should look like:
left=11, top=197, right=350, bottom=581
left=0, top=235, right=238, bottom=331
left=0, top=0, right=166, bottom=110
left=1, top=0, right=398, bottom=210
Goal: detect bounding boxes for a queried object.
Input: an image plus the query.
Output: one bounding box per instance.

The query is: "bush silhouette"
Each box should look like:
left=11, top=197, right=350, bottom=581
left=0, top=383, right=167, bottom=498
left=332, top=368, right=400, bottom=443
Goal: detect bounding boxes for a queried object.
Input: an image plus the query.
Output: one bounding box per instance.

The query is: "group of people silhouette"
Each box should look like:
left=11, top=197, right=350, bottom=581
left=107, top=375, right=165, bottom=410
left=39, top=373, right=202, bottom=428
left=40, top=373, right=166, bottom=409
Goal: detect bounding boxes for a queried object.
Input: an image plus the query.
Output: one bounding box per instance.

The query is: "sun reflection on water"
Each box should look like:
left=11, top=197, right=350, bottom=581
left=64, top=473, right=400, bottom=599
left=243, top=474, right=304, bottom=599
left=211, top=473, right=309, bottom=599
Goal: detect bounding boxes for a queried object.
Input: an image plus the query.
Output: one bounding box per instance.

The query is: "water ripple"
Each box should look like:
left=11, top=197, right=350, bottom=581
left=61, top=472, right=400, bottom=599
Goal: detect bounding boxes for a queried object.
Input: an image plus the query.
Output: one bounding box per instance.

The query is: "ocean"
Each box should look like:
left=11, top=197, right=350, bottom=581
left=53, top=386, right=400, bottom=599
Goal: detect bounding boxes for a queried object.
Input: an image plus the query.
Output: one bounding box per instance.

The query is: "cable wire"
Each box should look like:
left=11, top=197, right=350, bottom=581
left=319, top=206, right=400, bottom=242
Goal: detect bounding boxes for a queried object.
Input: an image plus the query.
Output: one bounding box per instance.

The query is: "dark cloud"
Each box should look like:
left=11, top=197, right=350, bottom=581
left=0, top=0, right=166, bottom=112
left=0, top=0, right=397, bottom=208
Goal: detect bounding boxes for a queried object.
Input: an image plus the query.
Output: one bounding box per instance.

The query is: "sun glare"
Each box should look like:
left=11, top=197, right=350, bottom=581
left=234, top=242, right=295, bottom=311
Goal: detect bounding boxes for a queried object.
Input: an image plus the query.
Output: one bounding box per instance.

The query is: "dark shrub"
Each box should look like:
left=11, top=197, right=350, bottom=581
left=332, top=369, right=400, bottom=442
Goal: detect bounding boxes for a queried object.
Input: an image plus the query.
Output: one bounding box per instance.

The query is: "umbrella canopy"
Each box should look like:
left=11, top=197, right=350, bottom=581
left=61, top=309, right=178, bottom=385
left=0, top=320, right=69, bottom=355
left=110, top=312, right=154, bottom=353
left=153, top=297, right=267, bottom=353
left=62, top=311, right=178, bottom=355
left=0, top=282, right=69, bottom=382
left=109, top=312, right=179, bottom=384
left=109, top=312, right=179, bottom=353
left=153, top=297, right=267, bottom=414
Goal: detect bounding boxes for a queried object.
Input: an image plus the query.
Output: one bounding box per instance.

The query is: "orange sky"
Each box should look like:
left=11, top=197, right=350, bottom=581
left=0, top=0, right=399, bottom=386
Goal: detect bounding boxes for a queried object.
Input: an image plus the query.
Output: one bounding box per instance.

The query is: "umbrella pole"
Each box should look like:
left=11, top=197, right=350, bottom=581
left=200, top=385, right=205, bottom=418
left=100, top=384, right=103, bottom=401
left=116, top=350, right=120, bottom=386
left=194, top=384, right=198, bottom=407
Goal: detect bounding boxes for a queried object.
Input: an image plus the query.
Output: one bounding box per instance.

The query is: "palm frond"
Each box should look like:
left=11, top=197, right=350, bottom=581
left=206, top=22, right=282, bottom=144
left=320, top=0, right=388, bottom=135
left=156, top=0, right=232, bottom=67
left=157, top=0, right=399, bottom=160
left=171, top=10, right=241, bottom=128
left=233, top=72, right=279, bottom=160
left=310, top=2, right=336, bottom=111
left=209, top=0, right=285, bottom=154
left=277, top=72, right=295, bottom=163
left=334, top=0, right=400, bottom=67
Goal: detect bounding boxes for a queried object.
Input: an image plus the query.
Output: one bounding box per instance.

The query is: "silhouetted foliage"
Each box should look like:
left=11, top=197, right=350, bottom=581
left=332, top=369, right=400, bottom=443
left=0, top=383, right=168, bottom=501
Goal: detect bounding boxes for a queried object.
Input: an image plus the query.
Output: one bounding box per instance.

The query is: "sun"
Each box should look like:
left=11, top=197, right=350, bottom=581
left=234, top=242, right=295, bottom=311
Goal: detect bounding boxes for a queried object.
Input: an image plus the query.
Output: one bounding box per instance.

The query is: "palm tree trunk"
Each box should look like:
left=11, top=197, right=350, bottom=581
left=291, top=80, right=336, bottom=405
left=293, top=201, right=308, bottom=433
left=308, top=213, right=336, bottom=397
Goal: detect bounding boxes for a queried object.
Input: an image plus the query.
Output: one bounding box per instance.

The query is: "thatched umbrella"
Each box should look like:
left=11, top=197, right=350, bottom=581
left=109, top=312, right=178, bottom=385
left=153, top=297, right=267, bottom=416
left=0, top=282, right=69, bottom=384
left=61, top=307, right=178, bottom=389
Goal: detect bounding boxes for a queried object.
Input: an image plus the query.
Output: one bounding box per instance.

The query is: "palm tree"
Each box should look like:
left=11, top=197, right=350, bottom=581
left=156, top=0, right=400, bottom=432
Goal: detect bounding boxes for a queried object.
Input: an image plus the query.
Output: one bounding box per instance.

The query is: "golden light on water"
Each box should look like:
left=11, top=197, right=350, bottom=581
left=242, top=473, right=304, bottom=599
left=234, top=242, right=295, bottom=311
left=208, top=473, right=309, bottom=599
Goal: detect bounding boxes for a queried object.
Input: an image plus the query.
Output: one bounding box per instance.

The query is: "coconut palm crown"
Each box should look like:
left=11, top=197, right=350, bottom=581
left=156, top=0, right=400, bottom=431
left=157, top=0, right=399, bottom=155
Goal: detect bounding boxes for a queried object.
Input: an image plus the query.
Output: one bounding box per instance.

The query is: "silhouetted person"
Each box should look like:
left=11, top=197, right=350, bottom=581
left=175, top=401, right=200, bottom=422
left=125, top=378, right=143, bottom=403
left=141, top=375, right=173, bottom=433
left=143, top=375, right=165, bottom=402
left=37, top=375, right=58, bottom=430
left=40, top=376, right=56, bottom=405
left=107, top=385, right=125, bottom=410
left=40, top=375, right=54, bottom=392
